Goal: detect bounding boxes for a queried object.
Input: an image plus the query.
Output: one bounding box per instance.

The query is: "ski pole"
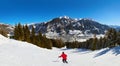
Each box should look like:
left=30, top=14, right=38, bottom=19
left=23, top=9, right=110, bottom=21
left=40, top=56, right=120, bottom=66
left=56, top=57, right=60, bottom=62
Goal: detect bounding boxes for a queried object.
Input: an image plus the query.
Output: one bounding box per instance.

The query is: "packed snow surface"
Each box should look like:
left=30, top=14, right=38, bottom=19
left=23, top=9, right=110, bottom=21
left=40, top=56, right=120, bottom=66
left=0, top=35, right=120, bottom=66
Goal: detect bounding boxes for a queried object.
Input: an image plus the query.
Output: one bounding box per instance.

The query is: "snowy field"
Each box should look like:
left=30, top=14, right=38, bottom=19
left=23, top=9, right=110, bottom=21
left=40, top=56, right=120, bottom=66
left=0, top=35, right=120, bottom=66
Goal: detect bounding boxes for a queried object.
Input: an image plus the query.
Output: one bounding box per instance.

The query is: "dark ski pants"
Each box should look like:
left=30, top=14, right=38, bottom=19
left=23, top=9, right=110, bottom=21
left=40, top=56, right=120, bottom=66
left=62, top=59, right=68, bottom=63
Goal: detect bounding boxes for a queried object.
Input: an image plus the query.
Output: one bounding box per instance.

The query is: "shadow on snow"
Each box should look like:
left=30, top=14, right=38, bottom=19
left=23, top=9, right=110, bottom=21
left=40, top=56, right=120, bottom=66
left=61, top=48, right=92, bottom=54
left=94, top=46, right=120, bottom=58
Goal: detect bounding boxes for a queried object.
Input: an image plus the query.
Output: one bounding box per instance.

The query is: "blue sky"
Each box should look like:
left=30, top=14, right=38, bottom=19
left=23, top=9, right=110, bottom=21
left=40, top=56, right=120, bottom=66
left=0, top=0, right=120, bottom=25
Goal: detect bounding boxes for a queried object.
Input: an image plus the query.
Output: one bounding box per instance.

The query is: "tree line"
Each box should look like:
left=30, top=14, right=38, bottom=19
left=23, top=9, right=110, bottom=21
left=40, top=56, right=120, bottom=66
left=13, top=23, right=65, bottom=49
left=66, top=28, right=120, bottom=50
left=13, top=23, right=120, bottom=50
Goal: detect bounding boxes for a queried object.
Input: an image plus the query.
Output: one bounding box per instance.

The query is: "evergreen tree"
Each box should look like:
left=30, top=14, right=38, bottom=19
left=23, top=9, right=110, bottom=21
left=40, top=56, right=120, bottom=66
left=85, top=40, right=90, bottom=49
left=117, top=30, right=120, bottom=45
left=14, top=25, right=19, bottom=40
left=102, top=37, right=107, bottom=48
left=91, top=34, right=98, bottom=50
left=22, top=26, right=25, bottom=41
left=30, top=26, right=36, bottom=44
left=24, top=25, right=30, bottom=42
left=98, top=37, right=103, bottom=49
left=51, top=38, right=65, bottom=48
left=42, top=35, right=52, bottom=49
left=13, top=23, right=54, bottom=49
left=87, top=38, right=93, bottom=49
left=46, top=39, right=52, bottom=49
left=105, top=28, right=117, bottom=48
left=72, top=41, right=79, bottom=48
left=36, top=32, right=43, bottom=47
left=14, top=23, right=23, bottom=40
left=17, top=23, right=24, bottom=40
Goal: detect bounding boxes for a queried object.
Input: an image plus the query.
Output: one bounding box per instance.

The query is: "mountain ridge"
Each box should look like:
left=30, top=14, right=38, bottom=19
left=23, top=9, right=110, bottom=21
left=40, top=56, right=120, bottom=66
left=28, top=16, right=110, bottom=42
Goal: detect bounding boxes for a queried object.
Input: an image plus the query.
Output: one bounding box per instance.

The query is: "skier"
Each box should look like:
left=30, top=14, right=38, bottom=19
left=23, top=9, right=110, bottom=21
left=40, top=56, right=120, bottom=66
left=59, top=52, right=68, bottom=63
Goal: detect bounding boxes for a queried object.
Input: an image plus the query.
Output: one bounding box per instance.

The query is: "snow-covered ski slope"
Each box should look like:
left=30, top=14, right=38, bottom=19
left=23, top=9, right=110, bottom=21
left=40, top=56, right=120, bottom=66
left=0, top=34, right=120, bottom=66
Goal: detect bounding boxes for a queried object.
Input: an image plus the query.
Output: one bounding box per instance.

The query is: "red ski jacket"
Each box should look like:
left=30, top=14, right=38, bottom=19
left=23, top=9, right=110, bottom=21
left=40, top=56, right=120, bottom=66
left=59, top=53, right=67, bottom=60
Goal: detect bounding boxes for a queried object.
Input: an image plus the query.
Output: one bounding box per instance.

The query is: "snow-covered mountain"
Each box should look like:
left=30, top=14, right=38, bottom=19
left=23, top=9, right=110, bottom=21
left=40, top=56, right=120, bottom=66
left=0, top=23, right=14, bottom=33
left=0, top=23, right=14, bottom=37
left=0, top=34, right=120, bottom=66
left=29, top=16, right=110, bottom=42
left=109, top=25, right=120, bottom=31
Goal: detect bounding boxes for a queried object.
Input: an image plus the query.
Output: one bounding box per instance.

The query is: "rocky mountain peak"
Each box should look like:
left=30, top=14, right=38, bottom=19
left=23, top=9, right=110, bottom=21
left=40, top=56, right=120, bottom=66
left=59, top=16, right=70, bottom=19
left=28, top=16, right=110, bottom=42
